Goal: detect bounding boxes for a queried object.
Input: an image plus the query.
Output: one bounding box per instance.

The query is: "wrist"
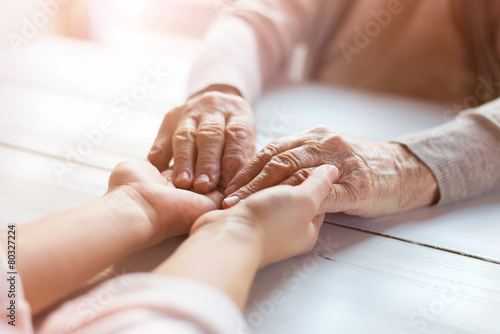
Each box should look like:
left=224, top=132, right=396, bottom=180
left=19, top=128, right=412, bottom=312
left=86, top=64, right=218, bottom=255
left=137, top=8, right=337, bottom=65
left=391, top=143, right=440, bottom=210
left=190, top=84, right=243, bottom=99
left=102, top=187, right=158, bottom=250
left=191, top=210, right=264, bottom=261
left=154, top=211, right=262, bottom=309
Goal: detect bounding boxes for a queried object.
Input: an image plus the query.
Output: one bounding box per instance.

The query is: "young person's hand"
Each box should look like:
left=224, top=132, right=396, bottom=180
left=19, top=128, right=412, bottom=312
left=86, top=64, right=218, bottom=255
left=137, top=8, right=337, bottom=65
left=190, top=164, right=338, bottom=268
left=107, top=159, right=224, bottom=247
left=153, top=165, right=338, bottom=309
left=6, top=159, right=224, bottom=314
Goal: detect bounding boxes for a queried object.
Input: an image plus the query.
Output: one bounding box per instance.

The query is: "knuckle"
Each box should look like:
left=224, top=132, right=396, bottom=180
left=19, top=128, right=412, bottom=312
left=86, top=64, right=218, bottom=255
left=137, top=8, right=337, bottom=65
left=266, top=155, right=295, bottom=175
left=309, top=125, right=333, bottom=134
left=226, top=124, right=254, bottom=141
left=291, top=169, right=310, bottom=184
left=197, top=124, right=225, bottom=141
left=256, top=143, right=280, bottom=161
left=323, top=134, right=349, bottom=151
left=277, top=151, right=300, bottom=168
left=325, top=134, right=346, bottom=145
left=173, top=128, right=197, bottom=144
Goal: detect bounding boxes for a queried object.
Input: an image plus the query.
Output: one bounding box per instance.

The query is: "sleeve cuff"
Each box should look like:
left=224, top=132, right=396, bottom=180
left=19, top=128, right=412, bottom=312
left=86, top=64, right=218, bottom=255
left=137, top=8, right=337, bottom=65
left=393, top=102, right=500, bottom=205
left=187, top=17, right=262, bottom=104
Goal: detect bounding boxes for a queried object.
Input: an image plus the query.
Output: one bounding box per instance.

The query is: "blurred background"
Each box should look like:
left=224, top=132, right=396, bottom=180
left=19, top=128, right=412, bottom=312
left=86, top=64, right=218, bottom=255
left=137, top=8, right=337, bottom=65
left=0, top=0, right=242, bottom=194
left=1, top=0, right=234, bottom=54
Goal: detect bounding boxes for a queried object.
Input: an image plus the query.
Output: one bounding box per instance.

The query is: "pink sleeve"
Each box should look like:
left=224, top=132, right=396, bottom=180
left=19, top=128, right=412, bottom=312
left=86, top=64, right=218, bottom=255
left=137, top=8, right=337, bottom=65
left=38, top=274, right=248, bottom=334
left=0, top=245, right=33, bottom=334
left=188, top=0, right=339, bottom=103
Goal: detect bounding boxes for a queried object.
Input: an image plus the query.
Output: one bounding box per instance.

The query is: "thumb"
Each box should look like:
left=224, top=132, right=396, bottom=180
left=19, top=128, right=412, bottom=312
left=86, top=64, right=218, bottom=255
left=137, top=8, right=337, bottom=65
left=297, top=165, right=338, bottom=209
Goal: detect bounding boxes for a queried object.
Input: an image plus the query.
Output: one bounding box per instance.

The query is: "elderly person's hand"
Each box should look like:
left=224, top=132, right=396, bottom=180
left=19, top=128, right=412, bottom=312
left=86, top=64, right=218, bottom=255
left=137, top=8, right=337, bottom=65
left=223, top=126, right=440, bottom=218
left=148, top=86, right=256, bottom=194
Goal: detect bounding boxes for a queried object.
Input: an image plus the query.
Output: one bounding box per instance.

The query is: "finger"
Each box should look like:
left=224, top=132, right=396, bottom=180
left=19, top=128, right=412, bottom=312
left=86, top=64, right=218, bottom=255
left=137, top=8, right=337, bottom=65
left=225, top=145, right=319, bottom=206
left=160, top=169, right=176, bottom=188
left=319, top=183, right=355, bottom=214
left=297, top=165, right=339, bottom=211
left=219, top=114, right=256, bottom=190
left=193, top=112, right=226, bottom=193
left=172, top=117, right=198, bottom=189
left=160, top=169, right=173, bottom=180
left=224, top=135, right=303, bottom=196
left=148, top=110, right=180, bottom=172
left=278, top=167, right=315, bottom=186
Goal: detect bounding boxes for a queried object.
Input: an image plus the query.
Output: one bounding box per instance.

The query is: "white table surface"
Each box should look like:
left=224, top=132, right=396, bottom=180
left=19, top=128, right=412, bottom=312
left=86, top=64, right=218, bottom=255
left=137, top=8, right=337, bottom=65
left=0, top=36, right=499, bottom=334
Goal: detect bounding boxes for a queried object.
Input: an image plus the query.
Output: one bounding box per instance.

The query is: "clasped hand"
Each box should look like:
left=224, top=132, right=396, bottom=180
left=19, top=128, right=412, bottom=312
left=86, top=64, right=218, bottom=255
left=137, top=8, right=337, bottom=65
left=108, top=159, right=337, bottom=267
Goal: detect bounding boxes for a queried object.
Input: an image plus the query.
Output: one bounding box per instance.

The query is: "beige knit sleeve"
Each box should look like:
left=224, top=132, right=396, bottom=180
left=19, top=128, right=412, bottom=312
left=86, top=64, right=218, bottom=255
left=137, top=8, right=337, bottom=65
left=394, top=98, right=500, bottom=205
left=187, top=0, right=332, bottom=103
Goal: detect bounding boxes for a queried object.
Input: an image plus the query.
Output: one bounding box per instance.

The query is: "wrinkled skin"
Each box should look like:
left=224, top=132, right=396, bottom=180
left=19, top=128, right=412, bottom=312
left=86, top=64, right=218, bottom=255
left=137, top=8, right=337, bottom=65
left=224, top=126, right=439, bottom=218
left=148, top=88, right=256, bottom=194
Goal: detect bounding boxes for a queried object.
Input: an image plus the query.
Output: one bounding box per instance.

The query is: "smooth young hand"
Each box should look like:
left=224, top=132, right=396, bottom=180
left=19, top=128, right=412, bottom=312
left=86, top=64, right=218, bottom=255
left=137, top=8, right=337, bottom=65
left=191, top=165, right=339, bottom=268
left=108, top=159, right=224, bottom=247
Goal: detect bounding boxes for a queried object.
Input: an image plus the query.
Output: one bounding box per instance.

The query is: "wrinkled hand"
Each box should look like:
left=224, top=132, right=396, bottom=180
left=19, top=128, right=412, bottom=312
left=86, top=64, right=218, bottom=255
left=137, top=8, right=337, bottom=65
left=224, top=126, right=439, bottom=218
left=108, top=160, right=223, bottom=247
left=191, top=165, right=338, bottom=267
left=148, top=88, right=256, bottom=194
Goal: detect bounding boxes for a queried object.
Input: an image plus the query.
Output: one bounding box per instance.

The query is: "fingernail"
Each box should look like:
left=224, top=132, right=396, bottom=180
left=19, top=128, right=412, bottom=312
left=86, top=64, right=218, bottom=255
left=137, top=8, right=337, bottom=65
left=195, top=174, right=210, bottom=185
left=225, top=185, right=238, bottom=196
left=224, top=196, right=240, bottom=207
left=176, top=171, right=190, bottom=183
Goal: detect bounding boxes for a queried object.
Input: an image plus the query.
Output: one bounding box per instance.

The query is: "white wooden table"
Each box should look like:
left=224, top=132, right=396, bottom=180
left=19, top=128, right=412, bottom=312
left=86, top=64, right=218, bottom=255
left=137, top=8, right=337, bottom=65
left=0, top=36, right=499, bottom=334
